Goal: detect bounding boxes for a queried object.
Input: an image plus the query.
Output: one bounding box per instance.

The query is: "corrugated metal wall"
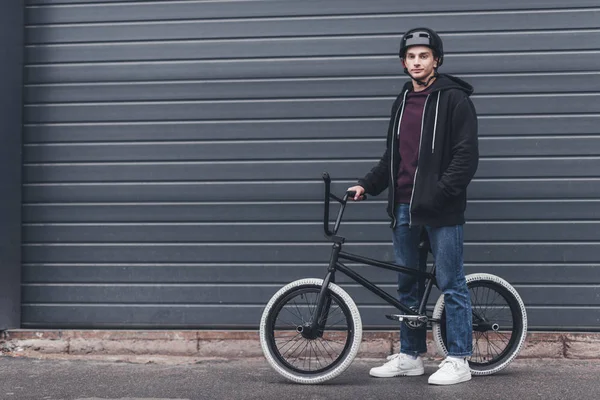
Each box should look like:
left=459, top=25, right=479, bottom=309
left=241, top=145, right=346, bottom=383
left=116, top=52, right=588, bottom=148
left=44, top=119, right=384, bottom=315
left=0, top=0, right=24, bottom=330
left=22, top=0, right=600, bottom=330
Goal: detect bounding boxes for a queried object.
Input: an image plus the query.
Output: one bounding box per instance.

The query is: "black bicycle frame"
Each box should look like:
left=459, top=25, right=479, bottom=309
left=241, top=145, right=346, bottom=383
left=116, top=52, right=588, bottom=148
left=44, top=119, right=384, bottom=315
left=338, top=250, right=435, bottom=314
left=310, top=173, right=439, bottom=334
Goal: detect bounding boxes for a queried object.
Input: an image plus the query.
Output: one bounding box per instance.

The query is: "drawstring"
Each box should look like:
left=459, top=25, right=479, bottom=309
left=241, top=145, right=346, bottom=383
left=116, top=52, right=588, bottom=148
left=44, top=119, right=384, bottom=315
left=431, top=92, right=441, bottom=153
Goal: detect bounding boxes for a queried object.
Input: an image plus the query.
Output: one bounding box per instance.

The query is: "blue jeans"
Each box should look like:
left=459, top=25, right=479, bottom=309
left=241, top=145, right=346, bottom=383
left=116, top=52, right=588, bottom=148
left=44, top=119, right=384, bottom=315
left=392, top=204, right=472, bottom=357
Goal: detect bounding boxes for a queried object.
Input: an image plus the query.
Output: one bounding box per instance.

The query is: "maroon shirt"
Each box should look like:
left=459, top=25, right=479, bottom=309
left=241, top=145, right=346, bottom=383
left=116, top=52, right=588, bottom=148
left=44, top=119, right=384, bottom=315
left=395, top=88, right=432, bottom=204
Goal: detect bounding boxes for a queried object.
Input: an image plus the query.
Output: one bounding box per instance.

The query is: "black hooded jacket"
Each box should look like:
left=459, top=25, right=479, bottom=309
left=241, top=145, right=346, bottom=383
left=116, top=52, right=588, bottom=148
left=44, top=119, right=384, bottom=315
left=358, top=74, right=479, bottom=228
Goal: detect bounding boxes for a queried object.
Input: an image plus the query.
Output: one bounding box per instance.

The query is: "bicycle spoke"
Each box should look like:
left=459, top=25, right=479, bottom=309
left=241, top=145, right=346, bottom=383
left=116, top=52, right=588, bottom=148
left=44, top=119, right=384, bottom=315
left=296, top=340, right=311, bottom=367
left=473, top=286, right=482, bottom=314
left=275, top=333, right=302, bottom=351
left=282, top=337, right=304, bottom=359
left=485, top=332, right=492, bottom=359
left=486, top=297, right=509, bottom=321
left=473, top=331, right=483, bottom=361
left=316, top=338, right=337, bottom=363
left=319, top=304, right=343, bottom=325
left=302, top=339, right=312, bottom=368
left=308, top=341, right=322, bottom=370
left=487, top=332, right=500, bottom=358
left=320, top=336, right=342, bottom=356
left=495, top=331, right=512, bottom=344
left=485, top=288, right=496, bottom=315
left=277, top=339, right=300, bottom=356
left=305, top=340, right=312, bottom=370
left=484, top=332, right=499, bottom=359
left=319, top=335, right=346, bottom=345
left=314, top=340, right=329, bottom=370
left=283, top=305, right=305, bottom=323
left=325, top=315, right=349, bottom=330
left=274, top=317, right=300, bottom=329
left=275, top=333, right=300, bottom=346
left=292, top=300, right=307, bottom=324
left=487, top=334, right=505, bottom=356
left=284, top=337, right=308, bottom=360
left=304, top=293, right=316, bottom=320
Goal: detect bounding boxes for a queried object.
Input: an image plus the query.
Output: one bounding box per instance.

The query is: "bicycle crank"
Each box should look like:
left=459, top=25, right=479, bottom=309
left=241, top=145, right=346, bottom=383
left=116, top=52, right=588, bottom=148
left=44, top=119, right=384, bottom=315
left=385, top=314, right=428, bottom=323
left=386, top=314, right=428, bottom=329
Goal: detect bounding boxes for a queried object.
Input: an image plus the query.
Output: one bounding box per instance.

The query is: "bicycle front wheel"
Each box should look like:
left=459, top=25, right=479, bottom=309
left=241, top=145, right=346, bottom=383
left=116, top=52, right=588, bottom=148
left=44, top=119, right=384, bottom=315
left=432, top=273, right=528, bottom=375
left=259, top=278, right=362, bottom=384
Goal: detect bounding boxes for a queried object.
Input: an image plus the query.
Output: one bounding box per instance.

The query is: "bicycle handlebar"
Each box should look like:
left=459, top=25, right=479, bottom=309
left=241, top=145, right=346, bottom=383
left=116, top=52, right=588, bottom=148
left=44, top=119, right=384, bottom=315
left=322, top=172, right=366, bottom=240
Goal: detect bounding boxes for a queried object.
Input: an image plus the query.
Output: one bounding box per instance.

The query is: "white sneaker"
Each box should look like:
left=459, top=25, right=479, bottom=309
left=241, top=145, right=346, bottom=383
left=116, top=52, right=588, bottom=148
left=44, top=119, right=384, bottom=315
left=428, top=357, right=472, bottom=385
left=369, top=353, right=425, bottom=378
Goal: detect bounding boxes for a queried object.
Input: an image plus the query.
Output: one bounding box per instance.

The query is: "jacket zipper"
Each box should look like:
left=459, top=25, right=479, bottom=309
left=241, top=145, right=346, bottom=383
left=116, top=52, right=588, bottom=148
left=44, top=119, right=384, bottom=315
left=409, top=93, right=431, bottom=227
left=431, top=92, right=441, bottom=153
left=390, top=91, right=408, bottom=229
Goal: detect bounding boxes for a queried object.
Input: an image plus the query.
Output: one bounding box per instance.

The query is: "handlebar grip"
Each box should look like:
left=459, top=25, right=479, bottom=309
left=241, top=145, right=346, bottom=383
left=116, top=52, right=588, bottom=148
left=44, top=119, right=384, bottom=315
left=346, top=190, right=367, bottom=201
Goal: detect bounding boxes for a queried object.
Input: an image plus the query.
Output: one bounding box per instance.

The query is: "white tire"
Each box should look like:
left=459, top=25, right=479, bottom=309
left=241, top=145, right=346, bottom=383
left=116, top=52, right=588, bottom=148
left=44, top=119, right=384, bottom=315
left=259, top=278, right=362, bottom=384
left=432, top=273, right=528, bottom=376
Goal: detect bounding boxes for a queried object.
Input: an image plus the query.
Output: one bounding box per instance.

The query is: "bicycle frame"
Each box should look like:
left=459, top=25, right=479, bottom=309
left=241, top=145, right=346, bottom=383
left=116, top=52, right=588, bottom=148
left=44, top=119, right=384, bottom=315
left=309, top=173, right=441, bottom=335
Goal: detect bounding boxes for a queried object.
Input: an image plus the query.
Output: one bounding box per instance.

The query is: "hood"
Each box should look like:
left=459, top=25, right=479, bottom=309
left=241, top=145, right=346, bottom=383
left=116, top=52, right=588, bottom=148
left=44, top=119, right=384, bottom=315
left=402, top=73, right=474, bottom=96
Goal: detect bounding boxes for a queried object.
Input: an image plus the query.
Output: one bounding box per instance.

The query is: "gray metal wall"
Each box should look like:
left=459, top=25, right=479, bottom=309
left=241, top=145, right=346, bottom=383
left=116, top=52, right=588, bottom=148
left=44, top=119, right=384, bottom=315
left=0, top=0, right=23, bottom=330
left=22, top=0, right=600, bottom=330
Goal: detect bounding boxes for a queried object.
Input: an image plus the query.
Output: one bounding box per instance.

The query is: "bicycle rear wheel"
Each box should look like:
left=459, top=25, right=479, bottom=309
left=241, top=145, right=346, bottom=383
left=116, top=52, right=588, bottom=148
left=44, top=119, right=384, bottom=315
left=432, top=273, right=527, bottom=375
left=259, top=278, right=362, bottom=384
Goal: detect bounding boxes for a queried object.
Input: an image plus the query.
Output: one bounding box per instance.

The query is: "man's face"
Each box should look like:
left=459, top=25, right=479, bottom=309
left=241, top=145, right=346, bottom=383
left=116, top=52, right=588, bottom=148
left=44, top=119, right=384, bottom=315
left=402, top=45, right=438, bottom=81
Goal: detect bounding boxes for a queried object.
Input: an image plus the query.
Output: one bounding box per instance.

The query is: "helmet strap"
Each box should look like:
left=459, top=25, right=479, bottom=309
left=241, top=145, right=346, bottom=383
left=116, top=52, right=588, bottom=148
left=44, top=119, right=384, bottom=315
left=404, top=68, right=439, bottom=87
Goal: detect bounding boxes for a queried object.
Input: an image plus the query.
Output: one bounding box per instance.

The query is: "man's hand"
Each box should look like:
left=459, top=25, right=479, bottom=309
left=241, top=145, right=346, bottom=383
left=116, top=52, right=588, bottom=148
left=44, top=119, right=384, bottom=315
left=346, top=185, right=366, bottom=201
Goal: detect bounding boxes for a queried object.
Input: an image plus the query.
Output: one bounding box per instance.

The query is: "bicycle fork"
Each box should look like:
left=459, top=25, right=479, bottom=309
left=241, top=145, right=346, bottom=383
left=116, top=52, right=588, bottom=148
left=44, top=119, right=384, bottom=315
left=306, top=243, right=341, bottom=339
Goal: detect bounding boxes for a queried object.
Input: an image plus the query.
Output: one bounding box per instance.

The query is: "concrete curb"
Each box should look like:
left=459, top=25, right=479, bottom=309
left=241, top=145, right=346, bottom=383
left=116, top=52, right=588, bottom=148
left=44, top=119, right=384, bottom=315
left=1, top=330, right=599, bottom=360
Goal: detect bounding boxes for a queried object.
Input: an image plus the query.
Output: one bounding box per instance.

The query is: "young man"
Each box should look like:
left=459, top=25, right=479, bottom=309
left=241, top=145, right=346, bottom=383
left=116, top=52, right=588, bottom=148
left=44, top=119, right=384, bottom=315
left=347, top=27, right=479, bottom=385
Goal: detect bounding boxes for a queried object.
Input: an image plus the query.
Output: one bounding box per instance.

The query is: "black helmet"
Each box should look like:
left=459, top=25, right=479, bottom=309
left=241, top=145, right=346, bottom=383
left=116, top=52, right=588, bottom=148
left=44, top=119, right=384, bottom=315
left=399, top=28, right=444, bottom=67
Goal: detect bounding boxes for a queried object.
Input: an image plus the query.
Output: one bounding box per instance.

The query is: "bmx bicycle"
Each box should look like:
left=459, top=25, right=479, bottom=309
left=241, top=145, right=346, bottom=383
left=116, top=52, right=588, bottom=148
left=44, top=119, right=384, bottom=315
left=259, top=173, right=528, bottom=384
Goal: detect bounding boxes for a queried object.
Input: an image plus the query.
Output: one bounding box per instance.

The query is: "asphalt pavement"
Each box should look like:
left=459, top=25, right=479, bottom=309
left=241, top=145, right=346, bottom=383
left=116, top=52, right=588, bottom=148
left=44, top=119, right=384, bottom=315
left=1, top=355, right=599, bottom=400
